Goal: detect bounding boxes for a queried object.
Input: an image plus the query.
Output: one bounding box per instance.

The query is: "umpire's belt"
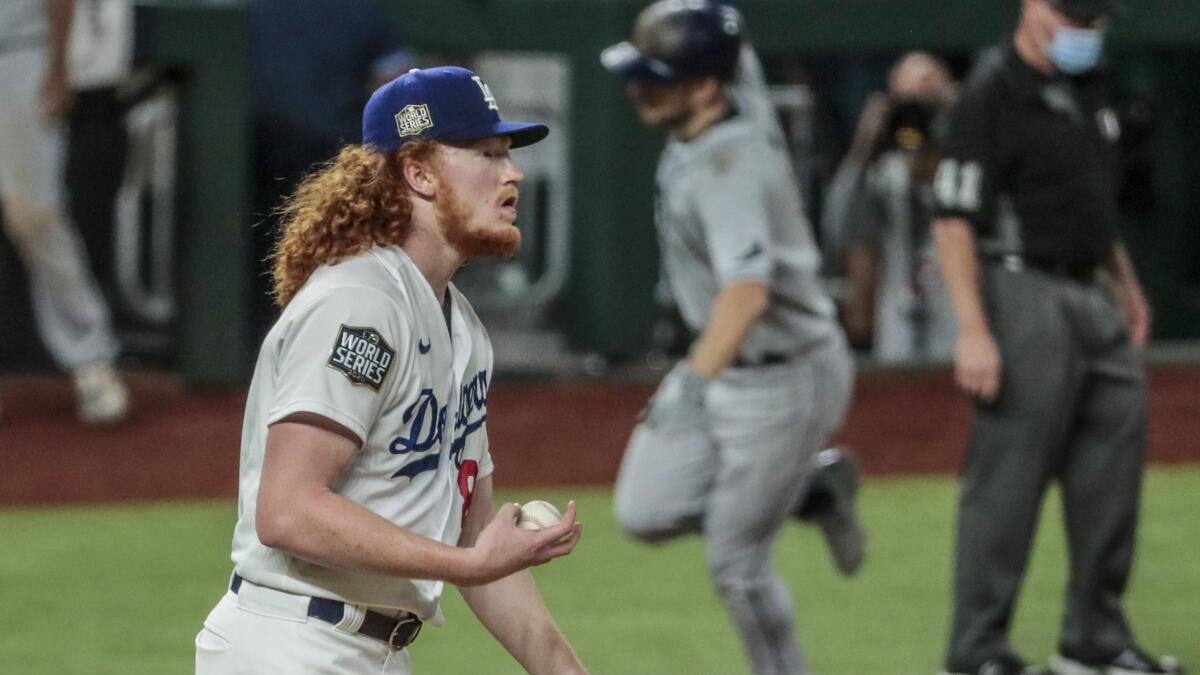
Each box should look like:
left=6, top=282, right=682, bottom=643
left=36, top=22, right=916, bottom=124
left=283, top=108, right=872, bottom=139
left=230, top=573, right=422, bottom=651
left=984, top=253, right=1099, bottom=283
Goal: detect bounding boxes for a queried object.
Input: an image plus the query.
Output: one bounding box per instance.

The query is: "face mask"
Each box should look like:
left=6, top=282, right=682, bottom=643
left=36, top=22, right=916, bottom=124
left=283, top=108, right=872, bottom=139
left=1046, top=25, right=1105, bottom=74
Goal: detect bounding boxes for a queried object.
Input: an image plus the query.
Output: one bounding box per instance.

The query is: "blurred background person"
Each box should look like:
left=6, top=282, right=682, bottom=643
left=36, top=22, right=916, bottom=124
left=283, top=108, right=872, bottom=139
left=822, top=52, right=958, bottom=363
left=0, top=0, right=130, bottom=424
left=248, top=0, right=412, bottom=337
left=64, top=0, right=134, bottom=295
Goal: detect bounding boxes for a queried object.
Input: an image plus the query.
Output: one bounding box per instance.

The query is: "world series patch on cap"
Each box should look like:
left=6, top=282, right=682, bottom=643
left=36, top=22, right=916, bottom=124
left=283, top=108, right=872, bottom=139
left=362, top=66, right=549, bottom=153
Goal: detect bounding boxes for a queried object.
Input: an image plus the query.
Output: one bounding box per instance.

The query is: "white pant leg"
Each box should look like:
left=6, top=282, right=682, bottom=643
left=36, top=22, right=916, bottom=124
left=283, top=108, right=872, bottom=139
left=196, top=589, right=412, bottom=675
left=0, top=46, right=118, bottom=370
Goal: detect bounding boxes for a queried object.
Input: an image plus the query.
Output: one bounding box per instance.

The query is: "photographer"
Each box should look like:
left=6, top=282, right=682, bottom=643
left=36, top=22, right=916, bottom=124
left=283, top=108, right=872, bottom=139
left=821, top=52, right=957, bottom=363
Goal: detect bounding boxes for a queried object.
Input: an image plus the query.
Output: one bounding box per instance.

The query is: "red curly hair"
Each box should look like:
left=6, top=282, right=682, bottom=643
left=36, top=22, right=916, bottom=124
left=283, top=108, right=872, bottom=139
left=271, top=141, right=438, bottom=307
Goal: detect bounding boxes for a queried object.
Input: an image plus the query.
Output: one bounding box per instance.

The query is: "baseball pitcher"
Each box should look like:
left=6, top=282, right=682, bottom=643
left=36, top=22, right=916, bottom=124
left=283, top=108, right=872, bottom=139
left=195, top=66, right=587, bottom=675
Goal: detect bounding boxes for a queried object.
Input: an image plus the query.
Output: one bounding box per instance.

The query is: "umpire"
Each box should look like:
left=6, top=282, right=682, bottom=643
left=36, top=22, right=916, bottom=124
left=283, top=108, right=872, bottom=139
left=932, top=1, right=1182, bottom=674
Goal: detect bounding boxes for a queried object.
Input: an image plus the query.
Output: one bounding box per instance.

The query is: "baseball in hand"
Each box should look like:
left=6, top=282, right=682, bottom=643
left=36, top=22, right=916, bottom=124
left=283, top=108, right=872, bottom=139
left=516, top=500, right=564, bottom=530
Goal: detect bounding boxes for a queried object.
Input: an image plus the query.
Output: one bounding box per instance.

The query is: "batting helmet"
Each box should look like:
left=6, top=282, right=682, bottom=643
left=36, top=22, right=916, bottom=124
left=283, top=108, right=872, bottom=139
left=601, top=0, right=743, bottom=83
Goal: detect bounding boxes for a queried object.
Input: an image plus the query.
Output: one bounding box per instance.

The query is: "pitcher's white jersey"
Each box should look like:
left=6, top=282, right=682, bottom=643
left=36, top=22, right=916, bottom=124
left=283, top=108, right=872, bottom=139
left=230, top=245, right=494, bottom=625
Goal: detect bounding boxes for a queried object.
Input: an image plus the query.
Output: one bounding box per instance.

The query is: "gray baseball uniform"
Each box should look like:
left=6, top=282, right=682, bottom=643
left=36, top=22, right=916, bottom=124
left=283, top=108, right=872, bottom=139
left=0, top=0, right=120, bottom=370
left=613, top=47, right=854, bottom=675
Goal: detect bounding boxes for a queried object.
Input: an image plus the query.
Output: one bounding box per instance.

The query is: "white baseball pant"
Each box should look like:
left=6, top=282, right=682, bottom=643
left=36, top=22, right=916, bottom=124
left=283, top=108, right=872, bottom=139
left=196, top=582, right=412, bottom=675
left=0, top=44, right=119, bottom=370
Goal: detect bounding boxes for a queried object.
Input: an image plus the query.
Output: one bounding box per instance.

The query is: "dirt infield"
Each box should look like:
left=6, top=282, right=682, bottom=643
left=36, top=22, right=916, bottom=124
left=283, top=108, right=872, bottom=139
left=1, top=366, right=1197, bottom=506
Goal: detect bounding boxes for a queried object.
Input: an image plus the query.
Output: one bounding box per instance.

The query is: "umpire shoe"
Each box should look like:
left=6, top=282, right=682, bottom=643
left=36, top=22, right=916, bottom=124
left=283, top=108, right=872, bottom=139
left=1050, top=647, right=1184, bottom=674
left=811, top=447, right=866, bottom=576
left=73, top=364, right=130, bottom=425
left=940, top=654, right=1050, bottom=675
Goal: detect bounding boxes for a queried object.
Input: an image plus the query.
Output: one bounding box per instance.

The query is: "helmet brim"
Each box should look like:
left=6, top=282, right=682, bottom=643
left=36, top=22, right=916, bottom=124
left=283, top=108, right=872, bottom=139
left=600, top=41, right=686, bottom=83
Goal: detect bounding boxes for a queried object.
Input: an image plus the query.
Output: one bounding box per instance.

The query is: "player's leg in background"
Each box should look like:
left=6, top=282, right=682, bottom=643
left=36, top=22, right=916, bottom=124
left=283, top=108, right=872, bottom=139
left=612, top=370, right=719, bottom=542
left=700, top=338, right=852, bottom=675
left=0, top=46, right=126, bottom=423
left=945, top=268, right=1083, bottom=672
left=1055, top=287, right=1146, bottom=664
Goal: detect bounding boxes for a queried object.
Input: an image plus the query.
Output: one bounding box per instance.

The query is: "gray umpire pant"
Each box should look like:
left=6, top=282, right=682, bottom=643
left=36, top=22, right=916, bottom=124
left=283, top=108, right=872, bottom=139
left=614, top=334, right=853, bottom=675
left=946, top=262, right=1146, bottom=671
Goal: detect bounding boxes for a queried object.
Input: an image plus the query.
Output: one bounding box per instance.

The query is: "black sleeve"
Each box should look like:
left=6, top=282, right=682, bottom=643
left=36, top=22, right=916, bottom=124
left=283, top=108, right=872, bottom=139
left=932, top=79, right=999, bottom=230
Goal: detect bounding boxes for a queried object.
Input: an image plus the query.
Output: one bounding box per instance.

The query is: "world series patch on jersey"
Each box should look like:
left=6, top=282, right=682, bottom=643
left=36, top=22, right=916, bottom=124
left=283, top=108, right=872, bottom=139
left=327, top=325, right=396, bottom=391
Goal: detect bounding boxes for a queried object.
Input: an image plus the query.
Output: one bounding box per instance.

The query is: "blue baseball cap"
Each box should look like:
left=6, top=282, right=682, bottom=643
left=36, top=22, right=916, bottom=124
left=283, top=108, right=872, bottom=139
left=362, top=66, right=549, bottom=153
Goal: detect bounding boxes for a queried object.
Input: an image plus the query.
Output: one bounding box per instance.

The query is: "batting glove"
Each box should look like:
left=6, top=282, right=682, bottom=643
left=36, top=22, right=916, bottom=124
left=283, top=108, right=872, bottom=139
left=641, top=364, right=709, bottom=431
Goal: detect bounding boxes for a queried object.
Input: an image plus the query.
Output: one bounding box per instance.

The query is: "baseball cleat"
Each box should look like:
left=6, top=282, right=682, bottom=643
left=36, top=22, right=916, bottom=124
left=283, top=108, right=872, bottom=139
left=1050, top=648, right=1184, bottom=674
left=74, top=364, right=130, bottom=425
left=811, top=447, right=865, bottom=576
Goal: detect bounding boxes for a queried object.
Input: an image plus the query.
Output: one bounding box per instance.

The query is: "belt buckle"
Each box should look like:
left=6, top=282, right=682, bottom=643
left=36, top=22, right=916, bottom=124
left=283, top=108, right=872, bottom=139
left=388, top=614, right=422, bottom=651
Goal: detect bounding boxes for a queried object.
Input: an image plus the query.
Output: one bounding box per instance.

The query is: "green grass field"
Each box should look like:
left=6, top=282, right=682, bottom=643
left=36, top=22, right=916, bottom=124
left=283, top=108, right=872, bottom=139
left=1, top=467, right=1195, bottom=675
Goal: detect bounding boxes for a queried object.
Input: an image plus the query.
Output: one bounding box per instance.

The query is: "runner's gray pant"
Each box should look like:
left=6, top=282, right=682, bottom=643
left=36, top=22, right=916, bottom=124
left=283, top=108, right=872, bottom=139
left=946, top=263, right=1145, bottom=671
left=0, top=45, right=119, bottom=370
left=615, top=335, right=853, bottom=675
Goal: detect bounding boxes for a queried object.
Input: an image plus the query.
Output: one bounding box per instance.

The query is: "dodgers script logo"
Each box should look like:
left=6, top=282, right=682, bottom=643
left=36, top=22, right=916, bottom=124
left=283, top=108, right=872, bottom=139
left=327, top=325, right=395, bottom=391
left=389, top=370, right=491, bottom=482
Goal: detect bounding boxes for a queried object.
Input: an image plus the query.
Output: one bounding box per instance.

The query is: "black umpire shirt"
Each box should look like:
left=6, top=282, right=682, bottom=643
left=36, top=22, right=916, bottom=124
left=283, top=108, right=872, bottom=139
left=933, top=44, right=1122, bottom=270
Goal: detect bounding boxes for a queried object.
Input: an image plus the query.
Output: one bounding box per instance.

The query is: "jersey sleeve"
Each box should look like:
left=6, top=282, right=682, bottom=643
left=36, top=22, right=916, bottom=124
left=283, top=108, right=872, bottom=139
left=267, top=286, right=412, bottom=445
left=689, top=147, right=774, bottom=286
left=932, top=82, right=999, bottom=229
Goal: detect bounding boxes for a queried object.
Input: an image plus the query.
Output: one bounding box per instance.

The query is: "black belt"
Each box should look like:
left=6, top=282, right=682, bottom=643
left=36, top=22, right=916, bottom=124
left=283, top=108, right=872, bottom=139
left=985, top=253, right=1099, bottom=283
left=1025, top=256, right=1100, bottom=282
left=230, top=574, right=422, bottom=651
left=731, top=352, right=791, bottom=368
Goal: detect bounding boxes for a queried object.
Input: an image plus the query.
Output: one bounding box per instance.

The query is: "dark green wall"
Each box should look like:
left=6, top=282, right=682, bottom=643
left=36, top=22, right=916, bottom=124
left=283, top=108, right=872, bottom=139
left=141, top=3, right=252, bottom=385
